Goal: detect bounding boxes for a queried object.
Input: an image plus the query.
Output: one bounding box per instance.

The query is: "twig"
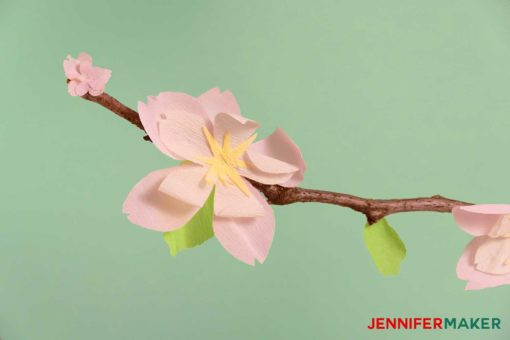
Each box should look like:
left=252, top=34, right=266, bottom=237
left=79, top=91, right=471, bottom=224
left=81, top=92, right=151, bottom=141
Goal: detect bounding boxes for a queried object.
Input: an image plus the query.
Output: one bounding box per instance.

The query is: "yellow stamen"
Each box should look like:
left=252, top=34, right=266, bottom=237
left=232, top=133, right=257, bottom=158
left=200, top=128, right=256, bottom=196
left=203, top=127, right=222, bottom=157
left=224, top=164, right=251, bottom=196
left=223, top=132, right=231, bottom=155
left=205, top=166, right=218, bottom=184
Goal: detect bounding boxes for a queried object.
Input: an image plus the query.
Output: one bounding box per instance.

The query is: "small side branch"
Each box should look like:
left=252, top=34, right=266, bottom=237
left=81, top=93, right=145, bottom=132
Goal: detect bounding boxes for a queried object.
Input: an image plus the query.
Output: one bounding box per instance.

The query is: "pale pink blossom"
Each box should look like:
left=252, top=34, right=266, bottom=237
left=453, top=204, right=510, bottom=290
left=64, top=52, right=111, bottom=96
left=123, top=88, right=306, bottom=265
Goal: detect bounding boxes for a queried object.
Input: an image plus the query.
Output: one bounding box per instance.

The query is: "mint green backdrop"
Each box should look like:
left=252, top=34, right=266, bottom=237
left=1, top=1, right=509, bottom=339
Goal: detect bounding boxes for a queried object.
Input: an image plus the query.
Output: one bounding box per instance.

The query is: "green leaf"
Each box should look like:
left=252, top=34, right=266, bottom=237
left=163, top=188, right=215, bottom=256
left=363, top=218, right=406, bottom=276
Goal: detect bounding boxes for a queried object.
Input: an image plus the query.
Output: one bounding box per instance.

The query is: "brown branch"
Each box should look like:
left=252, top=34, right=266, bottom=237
left=81, top=92, right=150, bottom=140
left=248, top=181, right=468, bottom=224
left=79, top=91, right=472, bottom=224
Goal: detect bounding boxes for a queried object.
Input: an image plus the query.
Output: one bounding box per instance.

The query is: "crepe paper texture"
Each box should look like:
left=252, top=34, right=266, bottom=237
left=122, top=88, right=306, bottom=265
left=164, top=188, right=215, bottom=256
left=63, top=52, right=111, bottom=97
left=453, top=204, right=510, bottom=290
left=364, top=218, right=407, bottom=276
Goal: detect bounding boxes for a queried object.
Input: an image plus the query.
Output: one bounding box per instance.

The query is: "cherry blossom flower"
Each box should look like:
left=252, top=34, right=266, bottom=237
left=453, top=204, right=510, bottom=290
left=64, top=52, right=111, bottom=97
left=123, top=88, right=306, bottom=264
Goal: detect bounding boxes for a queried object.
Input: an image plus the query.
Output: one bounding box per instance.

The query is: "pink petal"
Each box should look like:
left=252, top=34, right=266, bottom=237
left=77, top=52, right=92, bottom=69
left=158, top=163, right=212, bottom=206
left=66, top=80, right=79, bottom=96
left=159, top=109, right=212, bottom=161
left=86, top=66, right=112, bottom=95
left=153, top=92, right=210, bottom=123
left=473, top=237, right=510, bottom=275
left=89, top=86, right=105, bottom=97
left=67, top=80, right=88, bottom=97
left=214, top=179, right=264, bottom=218
left=63, top=56, right=80, bottom=79
left=246, top=152, right=298, bottom=174
left=488, top=214, right=510, bottom=238
left=213, top=112, right=259, bottom=148
left=452, top=204, right=510, bottom=236
left=213, top=184, right=275, bottom=265
left=465, top=281, right=489, bottom=290
left=197, top=87, right=241, bottom=121
left=238, top=167, right=295, bottom=185
left=138, top=92, right=210, bottom=160
left=123, top=168, right=201, bottom=232
left=456, top=237, right=510, bottom=290
left=239, top=151, right=299, bottom=185
left=248, top=128, right=306, bottom=187
left=138, top=101, right=178, bottom=159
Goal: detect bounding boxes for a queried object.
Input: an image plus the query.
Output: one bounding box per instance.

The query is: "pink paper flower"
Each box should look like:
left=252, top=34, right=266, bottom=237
left=453, top=204, right=510, bottom=290
left=123, top=88, right=306, bottom=265
left=63, top=52, right=112, bottom=97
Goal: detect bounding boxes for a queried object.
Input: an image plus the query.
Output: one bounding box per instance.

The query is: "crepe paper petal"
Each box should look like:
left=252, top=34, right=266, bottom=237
left=214, top=179, right=265, bottom=218
left=137, top=92, right=211, bottom=160
left=158, top=163, right=212, bottom=207
left=63, top=57, right=80, bottom=79
left=452, top=204, right=510, bottom=236
left=213, top=184, right=274, bottom=265
left=122, top=168, right=201, bottom=232
left=163, top=188, right=215, bottom=256
left=245, top=151, right=298, bottom=174
left=158, top=108, right=212, bottom=161
left=63, top=53, right=111, bottom=97
left=238, top=166, right=295, bottom=185
left=364, top=218, right=407, bottom=276
left=77, top=52, right=92, bottom=68
left=488, top=214, right=510, bottom=238
left=213, top=112, right=259, bottom=148
left=248, top=128, right=306, bottom=187
left=138, top=101, right=179, bottom=159
left=240, top=151, right=299, bottom=185
left=68, top=80, right=88, bottom=97
left=150, top=92, right=210, bottom=124
left=473, top=237, right=510, bottom=275
left=87, top=67, right=112, bottom=95
left=197, top=87, right=241, bottom=121
left=89, top=86, right=105, bottom=97
left=465, top=281, right=491, bottom=290
left=457, top=237, right=510, bottom=290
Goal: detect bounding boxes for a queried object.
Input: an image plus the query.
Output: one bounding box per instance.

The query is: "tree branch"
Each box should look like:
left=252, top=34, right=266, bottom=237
left=79, top=91, right=472, bottom=224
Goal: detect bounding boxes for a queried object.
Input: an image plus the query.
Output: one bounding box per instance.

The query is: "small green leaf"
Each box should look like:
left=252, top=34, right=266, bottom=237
left=163, top=188, right=215, bottom=256
left=363, top=218, right=406, bottom=276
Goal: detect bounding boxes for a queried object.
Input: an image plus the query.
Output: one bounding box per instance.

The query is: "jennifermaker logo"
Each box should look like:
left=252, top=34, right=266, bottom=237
left=367, top=317, right=501, bottom=330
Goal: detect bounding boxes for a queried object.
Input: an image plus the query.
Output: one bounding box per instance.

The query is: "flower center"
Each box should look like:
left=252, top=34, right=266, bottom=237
left=200, top=126, right=256, bottom=196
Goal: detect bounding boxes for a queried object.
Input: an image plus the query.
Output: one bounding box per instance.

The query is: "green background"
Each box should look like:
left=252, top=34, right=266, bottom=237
left=1, top=0, right=509, bottom=339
